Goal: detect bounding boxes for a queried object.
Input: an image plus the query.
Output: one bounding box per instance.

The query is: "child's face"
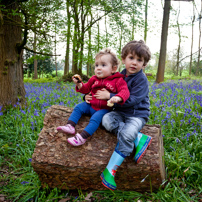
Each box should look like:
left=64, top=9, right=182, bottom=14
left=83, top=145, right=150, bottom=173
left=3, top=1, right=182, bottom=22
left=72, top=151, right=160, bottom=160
left=94, top=54, right=117, bottom=78
left=122, top=53, right=145, bottom=76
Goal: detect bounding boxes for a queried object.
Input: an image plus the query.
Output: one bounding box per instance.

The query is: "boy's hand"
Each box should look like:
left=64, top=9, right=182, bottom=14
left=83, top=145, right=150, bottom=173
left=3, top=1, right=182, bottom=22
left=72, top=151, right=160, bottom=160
left=72, top=75, right=82, bottom=89
left=107, top=96, right=123, bottom=107
left=94, top=88, right=110, bottom=100
left=85, top=92, right=92, bottom=104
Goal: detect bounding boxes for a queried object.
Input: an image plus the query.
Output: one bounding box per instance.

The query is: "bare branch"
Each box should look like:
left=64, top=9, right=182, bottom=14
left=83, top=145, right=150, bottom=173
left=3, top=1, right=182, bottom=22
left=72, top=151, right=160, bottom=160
left=175, top=47, right=202, bottom=67
left=23, top=46, right=61, bottom=56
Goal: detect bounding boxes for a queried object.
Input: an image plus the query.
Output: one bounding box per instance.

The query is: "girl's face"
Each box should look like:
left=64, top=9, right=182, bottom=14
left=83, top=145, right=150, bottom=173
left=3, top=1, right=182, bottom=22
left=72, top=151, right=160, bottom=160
left=94, top=54, right=116, bottom=78
left=122, top=53, right=145, bottom=76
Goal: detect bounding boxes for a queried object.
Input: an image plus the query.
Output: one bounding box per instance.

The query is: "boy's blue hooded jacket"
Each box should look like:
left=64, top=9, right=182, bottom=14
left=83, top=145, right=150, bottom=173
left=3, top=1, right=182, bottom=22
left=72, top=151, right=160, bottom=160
left=112, top=69, right=150, bottom=121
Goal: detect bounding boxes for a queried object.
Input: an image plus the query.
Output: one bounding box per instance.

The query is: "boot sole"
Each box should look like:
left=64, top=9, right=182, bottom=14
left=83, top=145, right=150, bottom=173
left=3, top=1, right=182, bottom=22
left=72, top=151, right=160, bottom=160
left=57, top=128, right=75, bottom=135
left=135, top=137, right=152, bottom=163
left=100, top=173, right=116, bottom=191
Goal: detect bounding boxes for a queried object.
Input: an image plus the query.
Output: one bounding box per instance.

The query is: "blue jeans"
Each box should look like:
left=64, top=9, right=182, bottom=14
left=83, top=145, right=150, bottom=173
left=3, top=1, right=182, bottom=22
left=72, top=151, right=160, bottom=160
left=69, top=102, right=110, bottom=136
left=102, top=111, right=146, bottom=156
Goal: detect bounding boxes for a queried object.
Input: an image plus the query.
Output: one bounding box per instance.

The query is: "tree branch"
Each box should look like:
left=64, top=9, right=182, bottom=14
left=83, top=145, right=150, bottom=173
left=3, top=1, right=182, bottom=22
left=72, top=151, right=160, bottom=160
left=175, top=47, right=202, bottom=67
left=16, top=9, right=28, bottom=53
left=24, top=46, right=61, bottom=56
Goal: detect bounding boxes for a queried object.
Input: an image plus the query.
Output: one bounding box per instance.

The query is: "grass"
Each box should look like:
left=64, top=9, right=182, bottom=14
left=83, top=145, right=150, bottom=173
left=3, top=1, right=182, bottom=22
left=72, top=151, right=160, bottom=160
left=0, top=78, right=202, bottom=201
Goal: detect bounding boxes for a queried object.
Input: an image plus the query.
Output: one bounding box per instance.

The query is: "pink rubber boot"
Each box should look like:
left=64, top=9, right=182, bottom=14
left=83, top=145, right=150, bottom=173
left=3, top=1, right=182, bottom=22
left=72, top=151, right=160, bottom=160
left=56, top=124, right=75, bottom=134
left=67, top=133, right=87, bottom=146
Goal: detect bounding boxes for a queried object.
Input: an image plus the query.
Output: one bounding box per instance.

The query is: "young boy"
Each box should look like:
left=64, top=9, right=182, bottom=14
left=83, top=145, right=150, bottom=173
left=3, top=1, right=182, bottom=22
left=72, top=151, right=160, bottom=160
left=57, top=48, right=130, bottom=146
left=96, top=40, right=152, bottom=190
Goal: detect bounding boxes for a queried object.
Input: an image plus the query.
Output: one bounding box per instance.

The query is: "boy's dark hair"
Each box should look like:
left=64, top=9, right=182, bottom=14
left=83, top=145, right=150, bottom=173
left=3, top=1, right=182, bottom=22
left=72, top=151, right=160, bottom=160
left=121, top=40, right=151, bottom=66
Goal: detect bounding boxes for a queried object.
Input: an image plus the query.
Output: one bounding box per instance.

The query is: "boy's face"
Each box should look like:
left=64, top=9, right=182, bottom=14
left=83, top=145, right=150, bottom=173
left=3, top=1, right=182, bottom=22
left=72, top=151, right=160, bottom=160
left=94, top=54, right=117, bottom=78
left=122, top=53, right=145, bottom=76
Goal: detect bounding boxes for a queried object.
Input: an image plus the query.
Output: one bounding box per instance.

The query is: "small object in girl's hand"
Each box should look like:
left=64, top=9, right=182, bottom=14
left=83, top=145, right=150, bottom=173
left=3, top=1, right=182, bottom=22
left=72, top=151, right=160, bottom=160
left=73, top=74, right=82, bottom=83
left=107, top=100, right=114, bottom=107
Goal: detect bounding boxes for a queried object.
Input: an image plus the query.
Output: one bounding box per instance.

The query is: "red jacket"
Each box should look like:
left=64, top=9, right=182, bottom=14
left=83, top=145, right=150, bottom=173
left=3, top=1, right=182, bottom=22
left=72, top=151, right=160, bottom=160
left=76, top=72, right=130, bottom=111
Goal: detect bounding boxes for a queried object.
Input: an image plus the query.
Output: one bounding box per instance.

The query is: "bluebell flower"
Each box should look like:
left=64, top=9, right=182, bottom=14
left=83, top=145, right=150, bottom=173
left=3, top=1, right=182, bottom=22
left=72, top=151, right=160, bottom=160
left=21, top=181, right=29, bottom=184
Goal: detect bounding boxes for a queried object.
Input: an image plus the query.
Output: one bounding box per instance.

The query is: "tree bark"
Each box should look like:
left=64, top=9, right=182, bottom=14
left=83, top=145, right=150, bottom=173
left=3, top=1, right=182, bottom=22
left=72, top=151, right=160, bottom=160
left=189, top=2, right=195, bottom=76
left=0, top=1, right=26, bottom=108
left=176, top=4, right=181, bottom=76
left=32, top=105, right=166, bottom=192
left=155, top=0, right=171, bottom=83
left=144, top=0, right=148, bottom=43
left=33, top=32, right=38, bottom=79
left=197, top=1, right=202, bottom=76
left=87, top=14, right=92, bottom=77
left=64, top=0, right=71, bottom=75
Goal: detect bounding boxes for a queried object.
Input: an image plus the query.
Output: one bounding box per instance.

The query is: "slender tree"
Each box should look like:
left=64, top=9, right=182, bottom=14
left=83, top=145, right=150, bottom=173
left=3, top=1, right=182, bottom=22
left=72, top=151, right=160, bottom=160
left=54, top=24, right=57, bottom=77
left=105, top=14, right=109, bottom=47
left=33, top=32, right=38, bottom=79
left=189, top=1, right=195, bottom=76
left=68, top=0, right=127, bottom=74
left=144, top=0, right=148, bottom=43
left=64, top=0, right=71, bottom=75
left=196, top=0, right=202, bottom=75
left=176, top=2, right=181, bottom=76
left=156, top=0, right=171, bottom=83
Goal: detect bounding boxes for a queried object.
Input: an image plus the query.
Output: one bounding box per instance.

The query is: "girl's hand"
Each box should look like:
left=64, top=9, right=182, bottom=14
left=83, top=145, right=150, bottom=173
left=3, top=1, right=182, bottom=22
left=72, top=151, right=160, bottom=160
left=109, top=96, right=122, bottom=103
left=94, top=88, right=110, bottom=100
left=72, top=76, right=82, bottom=89
left=107, top=96, right=122, bottom=107
left=85, top=92, right=92, bottom=104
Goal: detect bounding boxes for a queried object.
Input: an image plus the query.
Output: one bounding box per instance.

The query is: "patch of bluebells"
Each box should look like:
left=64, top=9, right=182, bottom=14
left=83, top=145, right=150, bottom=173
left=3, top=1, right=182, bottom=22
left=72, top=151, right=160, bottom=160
left=24, top=82, right=82, bottom=111
left=0, top=105, right=3, bottom=116
left=149, top=80, right=202, bottom=154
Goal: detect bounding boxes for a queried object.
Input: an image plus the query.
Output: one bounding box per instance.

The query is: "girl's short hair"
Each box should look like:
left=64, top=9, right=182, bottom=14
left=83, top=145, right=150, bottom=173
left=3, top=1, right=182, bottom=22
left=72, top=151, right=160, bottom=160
left=95, top=48, right=120, bottom=67
left=121, top=40, right=151, bottom=66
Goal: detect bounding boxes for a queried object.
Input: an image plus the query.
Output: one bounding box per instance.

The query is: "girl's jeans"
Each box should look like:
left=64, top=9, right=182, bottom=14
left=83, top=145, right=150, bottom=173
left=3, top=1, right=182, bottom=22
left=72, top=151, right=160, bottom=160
left=69, top=102, right=110, bottom=136
left=102, top=111, right=146, bottom=156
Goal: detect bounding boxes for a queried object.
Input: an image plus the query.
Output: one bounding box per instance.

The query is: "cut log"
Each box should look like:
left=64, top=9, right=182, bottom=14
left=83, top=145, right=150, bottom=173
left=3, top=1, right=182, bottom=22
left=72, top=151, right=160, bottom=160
left=32, top=105, right=166, bottom=192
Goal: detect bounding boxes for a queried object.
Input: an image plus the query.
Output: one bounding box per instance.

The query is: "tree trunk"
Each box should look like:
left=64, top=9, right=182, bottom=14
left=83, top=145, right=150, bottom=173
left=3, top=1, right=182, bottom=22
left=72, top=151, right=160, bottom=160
left=87, top=14, right=92, bottom=77
left=144, top=0, right=148, bottom=43
left=32, top=105, right=166, bottom=192
left=189, top=3, right=195, bottom=76
left=72, top=1, right=79, bottom=74
left=97, top=20, right=100, bottom=53
left=64, top=0, right=71, bottom=75
left=33, top=32, right=38, bottom=79
left=176, top=4, right=181, bottom=76
left=105, top=14, right=108, bottom=47
left=197, top=2, right=202, bottom=76
left=0, top=1, right=26, bottom=108
left=55, top=24, right=57, bottom=77
left=155, top=0, right=171, bottom=83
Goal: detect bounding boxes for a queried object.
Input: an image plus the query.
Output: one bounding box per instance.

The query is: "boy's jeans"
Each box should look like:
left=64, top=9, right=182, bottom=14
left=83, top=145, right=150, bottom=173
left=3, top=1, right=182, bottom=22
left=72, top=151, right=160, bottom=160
left=69, top=102, right=109, bottom=136
left=102, top=111, right=146, bottom=156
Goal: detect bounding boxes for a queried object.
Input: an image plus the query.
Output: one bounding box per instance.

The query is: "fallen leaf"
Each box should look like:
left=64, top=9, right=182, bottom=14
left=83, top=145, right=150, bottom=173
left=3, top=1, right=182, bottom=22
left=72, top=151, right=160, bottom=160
left=58, top=197, right=71, bottom=202
left=85, top=192, right=93, bottom=201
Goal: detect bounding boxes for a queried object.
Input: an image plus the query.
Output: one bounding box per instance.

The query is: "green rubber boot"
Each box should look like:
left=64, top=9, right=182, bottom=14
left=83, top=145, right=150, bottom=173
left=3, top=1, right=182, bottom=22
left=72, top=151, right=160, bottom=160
left=100, top=150, right=125, bottom=191
left=134, top=132, right=152, bottom=163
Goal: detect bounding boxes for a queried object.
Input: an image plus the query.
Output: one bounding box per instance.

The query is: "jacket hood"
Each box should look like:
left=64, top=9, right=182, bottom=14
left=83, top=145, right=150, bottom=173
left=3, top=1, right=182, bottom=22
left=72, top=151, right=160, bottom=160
left=94, top=72, right=124, bottom=80
left=121, top=69, right=143, bottom=77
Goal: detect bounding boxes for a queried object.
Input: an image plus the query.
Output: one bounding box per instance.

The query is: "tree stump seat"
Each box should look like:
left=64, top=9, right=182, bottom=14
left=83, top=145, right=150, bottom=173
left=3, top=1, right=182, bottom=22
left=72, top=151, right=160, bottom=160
left=32, top=105, right=166, bottom=192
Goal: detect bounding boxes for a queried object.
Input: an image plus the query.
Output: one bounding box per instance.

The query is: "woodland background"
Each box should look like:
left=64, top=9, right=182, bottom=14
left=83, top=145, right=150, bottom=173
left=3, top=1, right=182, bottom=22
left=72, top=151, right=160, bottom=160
left=0, top=0, right=202, bottom=201
left=0, top=0, right=202, bottom=108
